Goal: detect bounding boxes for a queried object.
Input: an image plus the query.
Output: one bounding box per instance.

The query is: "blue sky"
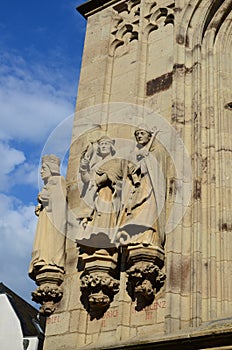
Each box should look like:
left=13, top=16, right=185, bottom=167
left=0, top=0, right=86, bottom=305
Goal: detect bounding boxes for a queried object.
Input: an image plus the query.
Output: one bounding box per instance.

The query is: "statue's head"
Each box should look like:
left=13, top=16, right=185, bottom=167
left=97, top=136, right=116, bottom=158
left=41, top=155, right=60, bottom=182
left=134, top=124, right=152, bottom=146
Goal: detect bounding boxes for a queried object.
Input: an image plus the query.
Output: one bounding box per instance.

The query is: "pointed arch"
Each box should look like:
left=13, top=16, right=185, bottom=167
left=166, top=0, right=232, bottom=330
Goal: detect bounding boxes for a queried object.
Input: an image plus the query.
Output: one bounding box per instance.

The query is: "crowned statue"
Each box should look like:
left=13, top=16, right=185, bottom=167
left=29, top=154, right=67, bottom=280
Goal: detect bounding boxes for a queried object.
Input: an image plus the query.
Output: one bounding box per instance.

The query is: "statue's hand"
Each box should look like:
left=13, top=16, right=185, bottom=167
left=80, top=158, right=90, bottom=171
left=136, top=148, right=149, bottom=159
left=95, top=173, right=108, bottom=186
left=131, top=174, right=140, bottom=187
left=35, top=203, right=42, bottom=216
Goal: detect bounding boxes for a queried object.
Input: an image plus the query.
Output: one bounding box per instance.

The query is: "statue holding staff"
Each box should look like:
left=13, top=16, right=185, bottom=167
left=116, top=124, right=168, bottom=247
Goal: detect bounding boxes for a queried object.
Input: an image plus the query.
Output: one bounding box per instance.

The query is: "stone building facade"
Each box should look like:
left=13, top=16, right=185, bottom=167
left=29, top=0, right=232, bottom=349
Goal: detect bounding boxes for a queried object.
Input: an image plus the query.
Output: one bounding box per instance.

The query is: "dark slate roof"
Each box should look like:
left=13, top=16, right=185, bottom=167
left=0, top=282, right=45, bottom=338
left=77, top=0, right=119, bottom=18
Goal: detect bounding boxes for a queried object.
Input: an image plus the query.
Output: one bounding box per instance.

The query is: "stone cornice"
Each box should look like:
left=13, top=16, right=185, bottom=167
left=77, top=0, right=120, bottom=19
left=90, top=326, right=232, bottom=349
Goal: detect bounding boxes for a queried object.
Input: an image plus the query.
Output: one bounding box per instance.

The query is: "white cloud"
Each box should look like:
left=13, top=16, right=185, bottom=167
left=0, top=142, right=25, bottom=174
left=12, top=162, right=39, bottom=188
left=0, top=75, right=74, bottom=143
left=0, top=50, right=76, bottom=192
left=0, top=193, right=37, bottom=303
left=0, top=51, right=75, bottom=143
left=0, top=141, right=40, bottom=191
left=0, top=142, right=26, bottom=191
left=0, top=194, right=36, bottom=256
left=0, top=49, right=76, bottom=304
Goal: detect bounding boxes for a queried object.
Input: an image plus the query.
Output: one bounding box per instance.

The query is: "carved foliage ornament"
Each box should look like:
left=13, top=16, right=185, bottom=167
left=78, top=247, right=120, bottom=318
left=32, top=284, right=63, bottom=316
left=81, top=272, right=119, bottom=313
left=127, top=261, right=166, bottom=308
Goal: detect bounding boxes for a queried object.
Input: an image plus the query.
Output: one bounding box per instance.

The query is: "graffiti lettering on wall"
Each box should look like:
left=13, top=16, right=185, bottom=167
left=100, top=300, right=166, bottom=326
left=132, top=300, right=166, bottom=320
left=102, top=309, right=119, bottom=327
left=47, top=315, right=61, bottom=325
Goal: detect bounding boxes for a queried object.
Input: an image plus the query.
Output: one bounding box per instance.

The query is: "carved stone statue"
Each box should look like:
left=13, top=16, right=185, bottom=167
left=77, top=129, right=169, bottom=311
left=117, top=124, right=168, bottom=248
left=77, top=137, right=123, bottom=314
left=78, top=136, right=124, bottom=238
left=116, top=124, right=168, bottom=308
left=29, top=154, right=66, bottom=315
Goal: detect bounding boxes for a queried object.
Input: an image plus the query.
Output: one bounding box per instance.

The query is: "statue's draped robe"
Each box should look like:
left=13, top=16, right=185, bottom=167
left=119, top=143, right=172, bottom=247
left=78, top=152, right=124, bottom=239
left=29, top=176, right=66, bottom=280
left=77, top=141, right=174, bottom=246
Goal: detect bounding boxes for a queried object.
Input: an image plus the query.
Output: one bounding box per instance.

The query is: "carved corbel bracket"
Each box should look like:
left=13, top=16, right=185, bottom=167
left=32, top=267, right=64, bottom=317
left=79, top=249, right=119, bottom=319
left=126, top=244, right=166, bottom=310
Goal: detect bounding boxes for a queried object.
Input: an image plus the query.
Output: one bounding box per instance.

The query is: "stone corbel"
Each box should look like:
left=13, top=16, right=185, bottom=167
left=126, top=244, right=166, bottom=310
left=31, top=266, right=64, bottom=316
left=79, top=249, right=119, bottom=319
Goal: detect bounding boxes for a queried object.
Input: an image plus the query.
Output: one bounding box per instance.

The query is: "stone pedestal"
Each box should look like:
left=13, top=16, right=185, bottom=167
left=32, top=267, right=64, bottom=316
left=126, top=244, right=166, bottom=310
left=80, top=249, right=119, bottom=318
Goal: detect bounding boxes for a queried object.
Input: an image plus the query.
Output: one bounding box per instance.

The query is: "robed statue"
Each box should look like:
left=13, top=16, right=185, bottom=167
left=116, top=124, right=170, bottom=248
left=29, top=155, right=66, bottom=280
left=76, top=127, right=172, bottom=310
left=77, top=127, right=171, bottom=248
left=78, top=136, right=124, bottom=239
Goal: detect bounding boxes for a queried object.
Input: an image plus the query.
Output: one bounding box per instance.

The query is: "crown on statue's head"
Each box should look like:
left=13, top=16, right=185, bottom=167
left=42, top=154, right=60, bottom=166
left=97, top=135, right=115, bottom=145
